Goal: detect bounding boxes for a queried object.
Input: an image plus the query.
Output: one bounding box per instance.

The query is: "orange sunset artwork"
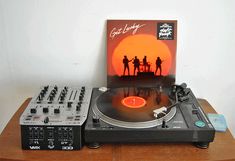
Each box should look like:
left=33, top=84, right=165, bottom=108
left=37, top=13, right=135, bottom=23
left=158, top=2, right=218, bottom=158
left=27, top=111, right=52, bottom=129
left=112, top=34, right=172, bottom=76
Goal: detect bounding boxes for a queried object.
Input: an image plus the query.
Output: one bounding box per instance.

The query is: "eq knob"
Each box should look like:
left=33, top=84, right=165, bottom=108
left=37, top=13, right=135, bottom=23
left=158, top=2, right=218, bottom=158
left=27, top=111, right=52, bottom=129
left=79, top=95, right=84, bottom=101
left=40, top=91, right=45, bottom=97
left=51, top=90, right=56, bottom=95
left=81, top=86, right=85, bottom=92
left=76, top=103, right=81, bottom=111
left=60, top=96, right=64, bottom=101
left=67, top=102, right=73, bottom=108
left=38, top=95, right=42, bottom=101
left=44, top=85, right=49, bottom=91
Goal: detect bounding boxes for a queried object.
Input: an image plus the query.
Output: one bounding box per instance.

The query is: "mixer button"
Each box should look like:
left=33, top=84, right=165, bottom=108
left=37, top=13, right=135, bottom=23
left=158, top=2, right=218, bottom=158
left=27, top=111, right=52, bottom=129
left=43, top=107, right=49, bottom=113
left=30, top=108, right=37, bottom=114
left=54, top=109, right=60, bottom=114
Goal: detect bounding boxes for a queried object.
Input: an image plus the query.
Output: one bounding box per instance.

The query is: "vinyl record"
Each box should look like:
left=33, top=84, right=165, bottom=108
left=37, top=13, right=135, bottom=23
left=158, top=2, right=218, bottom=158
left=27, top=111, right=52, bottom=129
left=93, top=87, right=176, bottom=128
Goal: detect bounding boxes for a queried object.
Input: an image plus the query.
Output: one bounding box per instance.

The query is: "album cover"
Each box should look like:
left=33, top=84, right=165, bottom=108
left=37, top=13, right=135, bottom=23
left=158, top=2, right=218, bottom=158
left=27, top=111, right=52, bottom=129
left=107, top=20, right=177, bottom=88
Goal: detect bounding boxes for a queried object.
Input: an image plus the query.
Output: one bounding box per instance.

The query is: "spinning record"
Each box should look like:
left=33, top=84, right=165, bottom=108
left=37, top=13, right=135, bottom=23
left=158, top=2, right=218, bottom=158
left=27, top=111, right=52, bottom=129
left=93, top=87, right=177, bottom=128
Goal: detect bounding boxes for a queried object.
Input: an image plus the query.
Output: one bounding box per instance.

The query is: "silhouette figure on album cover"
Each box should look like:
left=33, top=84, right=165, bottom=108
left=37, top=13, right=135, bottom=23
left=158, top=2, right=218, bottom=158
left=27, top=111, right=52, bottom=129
left=123, top=55, right=133, bottom=76
left=143, top=56, right=148, bottom=72
left=133, top=56, right=140, bottom=76
left=155, top=57, right=162, bottom=76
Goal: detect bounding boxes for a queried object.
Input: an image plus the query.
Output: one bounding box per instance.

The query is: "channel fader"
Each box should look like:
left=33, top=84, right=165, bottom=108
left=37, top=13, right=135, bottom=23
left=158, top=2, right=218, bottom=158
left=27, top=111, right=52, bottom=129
left=20, top=85, right=92, bottom=150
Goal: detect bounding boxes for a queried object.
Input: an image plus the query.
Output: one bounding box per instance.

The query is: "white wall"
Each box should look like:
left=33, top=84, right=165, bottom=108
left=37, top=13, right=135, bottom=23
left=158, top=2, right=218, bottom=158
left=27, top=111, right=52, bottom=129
left=0, top=0, right=234, bottom=137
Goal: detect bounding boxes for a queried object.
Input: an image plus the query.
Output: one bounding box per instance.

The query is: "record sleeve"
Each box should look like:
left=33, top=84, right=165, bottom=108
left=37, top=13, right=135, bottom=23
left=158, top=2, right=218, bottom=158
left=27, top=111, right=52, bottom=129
left=107, top=20, right=177, bottom=88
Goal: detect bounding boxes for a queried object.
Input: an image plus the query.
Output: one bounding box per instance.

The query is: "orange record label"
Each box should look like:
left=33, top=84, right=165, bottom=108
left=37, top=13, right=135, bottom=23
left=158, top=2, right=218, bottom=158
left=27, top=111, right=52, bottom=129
left=121, top=96, right=146, bottom=108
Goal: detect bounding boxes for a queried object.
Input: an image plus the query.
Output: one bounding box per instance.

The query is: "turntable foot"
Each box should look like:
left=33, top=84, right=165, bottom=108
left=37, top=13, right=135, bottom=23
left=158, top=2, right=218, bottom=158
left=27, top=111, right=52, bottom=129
left=87, top=142, right=100, bottom=149
left=194, top=142, right=209, bottom=149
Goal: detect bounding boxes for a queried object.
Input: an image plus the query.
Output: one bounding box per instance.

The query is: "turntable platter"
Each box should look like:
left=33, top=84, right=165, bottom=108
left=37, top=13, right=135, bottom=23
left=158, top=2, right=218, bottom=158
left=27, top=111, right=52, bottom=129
left=93, top=87, right=177, bottom=128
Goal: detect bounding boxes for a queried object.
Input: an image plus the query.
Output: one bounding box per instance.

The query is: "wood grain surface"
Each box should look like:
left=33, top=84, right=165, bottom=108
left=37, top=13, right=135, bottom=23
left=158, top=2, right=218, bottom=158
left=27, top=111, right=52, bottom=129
left=0, top=98, right=234, bottom=161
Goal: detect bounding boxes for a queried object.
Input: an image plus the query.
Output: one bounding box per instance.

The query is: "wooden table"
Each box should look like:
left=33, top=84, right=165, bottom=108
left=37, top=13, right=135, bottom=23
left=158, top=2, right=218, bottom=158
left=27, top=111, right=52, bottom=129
left=0, top=98, right=234, bottom=161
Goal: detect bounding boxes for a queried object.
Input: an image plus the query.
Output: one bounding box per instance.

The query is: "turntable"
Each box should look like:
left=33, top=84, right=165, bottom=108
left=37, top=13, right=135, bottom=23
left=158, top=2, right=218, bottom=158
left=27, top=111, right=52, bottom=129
left=85, top=83, right=215, bottom=149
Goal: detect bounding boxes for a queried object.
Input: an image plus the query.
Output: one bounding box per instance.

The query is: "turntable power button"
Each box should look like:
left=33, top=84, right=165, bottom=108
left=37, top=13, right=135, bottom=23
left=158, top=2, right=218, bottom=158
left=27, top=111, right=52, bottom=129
left=195, top=120, right=206, bottom=128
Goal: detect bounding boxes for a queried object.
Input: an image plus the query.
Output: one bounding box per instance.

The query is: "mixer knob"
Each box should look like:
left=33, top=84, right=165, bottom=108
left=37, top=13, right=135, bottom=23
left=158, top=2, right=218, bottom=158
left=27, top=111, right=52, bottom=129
left=79, top=95, right=84, bottom=101
left=76, top=104, right=81, bottom=111
left=51, top=89, right=56, bottom=95
left=40, top=91, right=45, bottom=97
left=44, top=117, right=49, bottom=124
left=40, top=93, right=44, bottom=98
left=67, top=102, right=73, bottom=108
left=80, top=91, right=84, bottom=96
left=49, top=96, right=54, bottom=102
left=43, top=107, right=49, bottom=113
left=60, top=96, right=64, bottom=101
left=61, top=92, right=66, bottom=97
left=49, top=94, right=53, bottom=99
left=44, top=85, right=49, bottom=90
left=81, top=86, right=85, bottom=92
left=38, top=95, right=42, bottom=101
left=59, top=96, right=64, bottom=104
left=30, top=108, right=37, bottom=114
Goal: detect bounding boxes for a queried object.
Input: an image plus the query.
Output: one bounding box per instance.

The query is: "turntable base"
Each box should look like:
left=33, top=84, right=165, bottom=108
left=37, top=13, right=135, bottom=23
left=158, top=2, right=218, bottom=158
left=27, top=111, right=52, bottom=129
left=85, top=87, right=215, bottom=148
